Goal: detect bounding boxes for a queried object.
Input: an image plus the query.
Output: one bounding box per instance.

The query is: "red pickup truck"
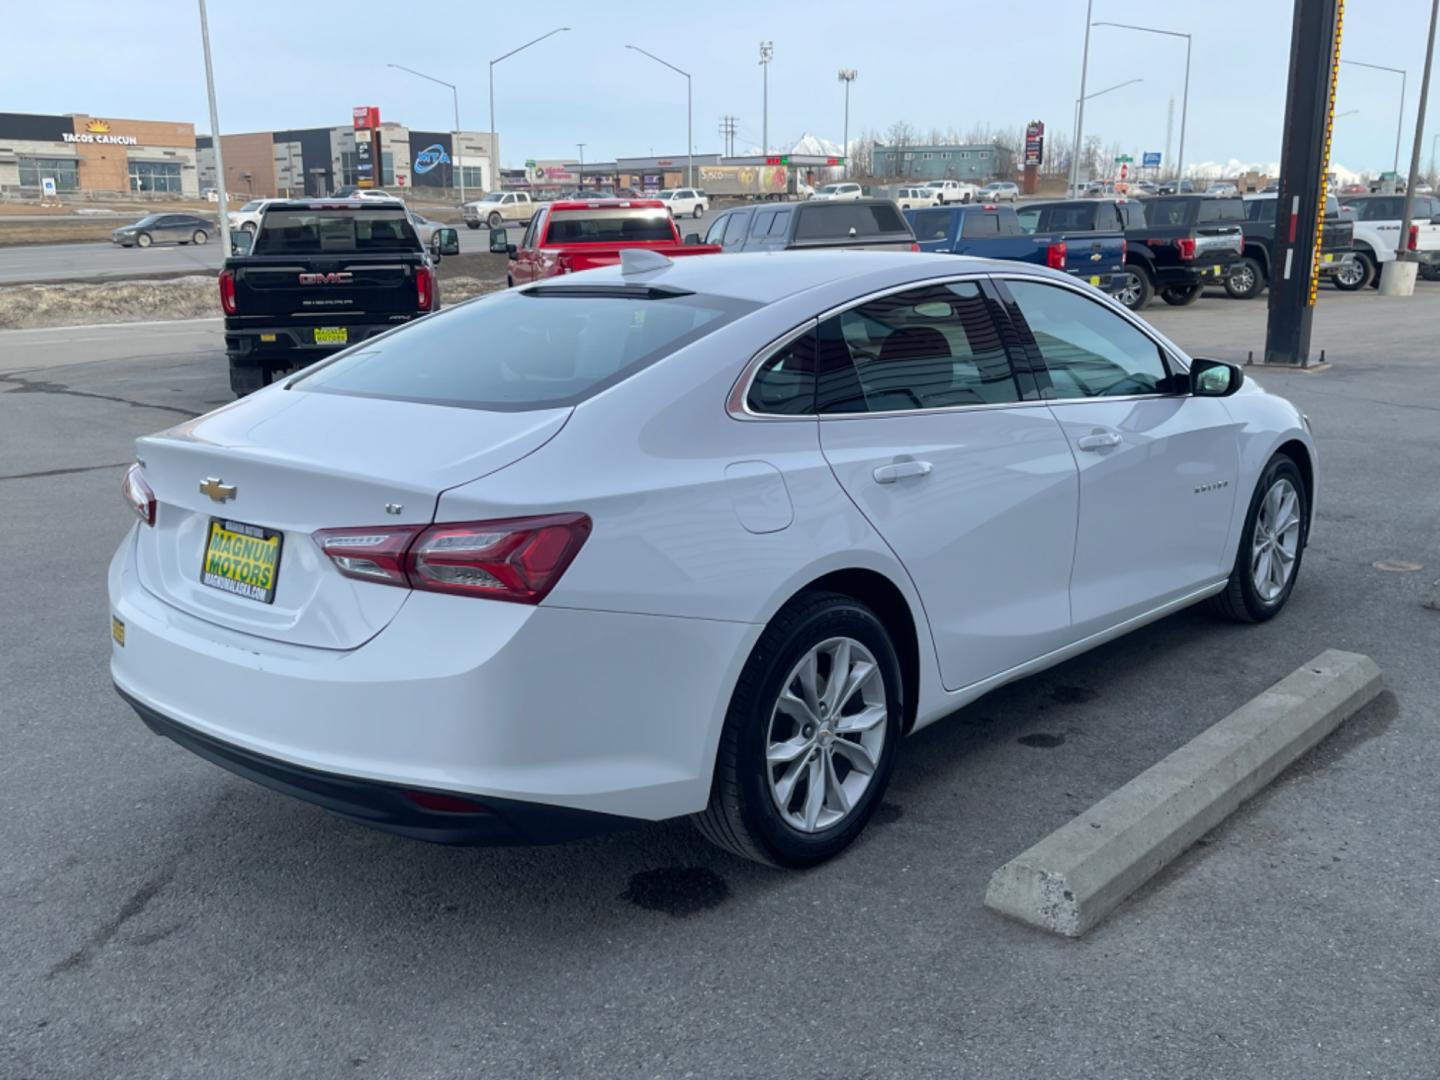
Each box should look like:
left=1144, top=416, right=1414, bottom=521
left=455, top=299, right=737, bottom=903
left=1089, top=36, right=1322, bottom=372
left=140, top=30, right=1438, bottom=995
left=493, top=199, right=721, bottom=285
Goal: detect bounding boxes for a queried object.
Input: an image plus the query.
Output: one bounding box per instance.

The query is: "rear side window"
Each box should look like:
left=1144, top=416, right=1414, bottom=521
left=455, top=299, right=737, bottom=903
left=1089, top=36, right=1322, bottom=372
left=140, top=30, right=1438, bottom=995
left=960, top=212, right=1001, bottom=239
left=1118, top=202, right=1146, bottom=228
left=255, top=209, right=419, bottom=254
left=794, top=202, right=906, bottom=240
left=910, top=209, right=953, bottom=242
left=1096, top=203, right=1123, bottom=231
left=544, top=209, right=674, bottom=244
left=1016, top=208, right=1041, bottom=233
left=1198, top=199, right=1245, bottom=223
left=297, top=290, right=755, bottom=411
left=816, top=280, right=1019, bottom=413
left=746, top=329, right=816, bottom=416
left=1246, top=199, right=1277, bottom=223
left=769, top=209, right=792, bottom=236
left=751, top=210, right=777, bottom=237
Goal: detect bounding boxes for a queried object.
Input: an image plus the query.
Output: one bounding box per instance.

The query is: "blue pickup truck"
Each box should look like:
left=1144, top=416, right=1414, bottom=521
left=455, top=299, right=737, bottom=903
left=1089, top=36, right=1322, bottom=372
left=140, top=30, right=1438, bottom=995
left=904, top=204, right=1127, bottom=295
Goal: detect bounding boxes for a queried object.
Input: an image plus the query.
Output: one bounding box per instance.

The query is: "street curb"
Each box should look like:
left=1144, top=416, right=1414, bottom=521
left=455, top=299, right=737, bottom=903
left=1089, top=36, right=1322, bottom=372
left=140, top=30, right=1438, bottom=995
left=984, top=649, right=1383, bottom=938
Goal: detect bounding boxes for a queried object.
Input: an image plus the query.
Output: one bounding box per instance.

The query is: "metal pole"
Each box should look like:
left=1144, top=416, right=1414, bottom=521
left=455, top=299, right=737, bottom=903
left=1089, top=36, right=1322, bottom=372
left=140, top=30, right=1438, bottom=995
left=1177, top=35, right=1191, bottom=190
left=687, top=74, right=693, bottom=188
left=577, top=143, right=584, bottom=188
left=760, top=42, right=773, bottom=155
left=838, top=69, right=857, bottom=179
left=1397, top=0, right=1439, bottom=261
left=453, top=85, right=464, bottom=206
left=1396, top=69, right=1407, bottom=177
left=489, top=62, right=495, bottom=188
left=1070, top=0, right=1095, bottom=197
left=197, top=0, right=230, bottom=253
left=1164, top=98, right=1174, bottom=181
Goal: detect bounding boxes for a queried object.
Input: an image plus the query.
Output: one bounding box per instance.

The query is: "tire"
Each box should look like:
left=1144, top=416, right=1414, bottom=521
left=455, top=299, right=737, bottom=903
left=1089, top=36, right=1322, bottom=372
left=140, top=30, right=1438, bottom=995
left=1160, top=282, right=1204, bottom=306
left=693, top=591, right=904, bottom=868
left=192, top=230, right=208, bottom=245
left=1332, top=252, right=1374, bottom=290
left=466, top=221, right=480, bottom=230
left=693, top=205, right=703, bottom=218
left=1223, top=257, right=1266, bottom=300
left=1208, top=455, right=1307, bottom=623
left=228, top=358, right=270, bottom=397
left=136, top=232, right=152, bottom=248
left=1114, top=265, right=1154, bottom=310
left=488, top=212, right=503, bottom=229
left=1418, top=263, right=1440, bottom=282
left=241, top=222, right=256, bottom=234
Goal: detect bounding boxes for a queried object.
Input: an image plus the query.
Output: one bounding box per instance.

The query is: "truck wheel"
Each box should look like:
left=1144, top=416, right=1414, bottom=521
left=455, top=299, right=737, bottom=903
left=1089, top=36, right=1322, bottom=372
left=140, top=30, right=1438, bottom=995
left=488, top=212, right=503, bottom=229
left=1419, top=263, right=1440, bottom=282
left=693, top=205, right=704, bottom=218
left=1332, top=253, right=1374, bottom=290
left=1223, top=257, right=1265, bottom=300
left=1160, top=283, right=1204, bottom=306
left=228, top=359, right=269, bottom=398
left=1115, top=267, right=1154, bottom=310
left=466, top=221, right=480, bottom=230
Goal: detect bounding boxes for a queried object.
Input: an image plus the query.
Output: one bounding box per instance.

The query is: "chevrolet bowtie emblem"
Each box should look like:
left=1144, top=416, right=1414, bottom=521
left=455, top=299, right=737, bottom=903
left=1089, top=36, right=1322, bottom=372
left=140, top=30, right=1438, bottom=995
left=199, top=477, right=237, bottom=503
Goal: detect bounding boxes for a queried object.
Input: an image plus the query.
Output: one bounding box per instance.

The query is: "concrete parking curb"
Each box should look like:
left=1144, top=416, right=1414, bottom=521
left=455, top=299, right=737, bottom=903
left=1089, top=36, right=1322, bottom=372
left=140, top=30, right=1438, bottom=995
left=984, top=649, right=1383, bottom=938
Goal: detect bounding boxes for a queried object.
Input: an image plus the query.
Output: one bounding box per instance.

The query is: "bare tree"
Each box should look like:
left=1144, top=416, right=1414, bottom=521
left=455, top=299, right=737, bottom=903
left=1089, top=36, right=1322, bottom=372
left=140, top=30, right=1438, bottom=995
left=885, top=120, right=917, bottom=179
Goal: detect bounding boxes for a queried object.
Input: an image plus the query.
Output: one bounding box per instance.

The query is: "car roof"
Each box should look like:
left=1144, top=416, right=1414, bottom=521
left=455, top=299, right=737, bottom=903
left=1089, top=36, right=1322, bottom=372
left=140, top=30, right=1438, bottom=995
left=548, top=199, right=666, bottom=212
left=558, top=250, right=1076, bottom=304
left=265, top=199, right=407, bottom=211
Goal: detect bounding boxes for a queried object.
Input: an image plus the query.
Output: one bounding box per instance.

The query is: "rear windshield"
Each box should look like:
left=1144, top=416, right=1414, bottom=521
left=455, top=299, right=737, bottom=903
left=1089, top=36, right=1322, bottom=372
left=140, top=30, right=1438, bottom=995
left=794, top=202, right=907, bottom=240
left=1198, top=199, right=1246, bottom=223
left=1143, top=198, right=1196, bottom=227
left=909, top=209, right=953, bottom=242
left=544, top=209, right=674, bottom=244
left=293, top=288, right=756, bottom=411
left=254, top=209, right=419, bottom=254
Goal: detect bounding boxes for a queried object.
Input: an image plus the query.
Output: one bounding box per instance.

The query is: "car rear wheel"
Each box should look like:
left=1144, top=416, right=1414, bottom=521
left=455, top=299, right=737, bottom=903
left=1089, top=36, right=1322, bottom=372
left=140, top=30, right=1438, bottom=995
left=1331, top=253, right=1373, bottom=290
left=241, top=222, right=256, bottom=234
left=693, top=205, right=703, bottom=218
left=135, top=232, right=152, bottom=248
left=488, top=212, right=503, bottom=229
left=693, top=591, right=903, bottom=868
left=1160, top=282, right=1204, bottom=306
left=192, top=230, right=208, bottom=245
left=1115, top=266, right=1154, bottom=310
left=1223, top=257, right=1265, bottom=299
left=466, top=221, right=480, bottom=230
left=1209, top=455, right=1307, bottom=623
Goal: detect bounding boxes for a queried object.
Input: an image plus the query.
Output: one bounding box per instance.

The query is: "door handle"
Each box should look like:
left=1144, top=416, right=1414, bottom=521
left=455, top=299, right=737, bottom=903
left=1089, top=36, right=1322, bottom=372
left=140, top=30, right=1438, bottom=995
left=1076, top=431, right=1123, bottom=452
left=872, top=460, right=933, bottom=484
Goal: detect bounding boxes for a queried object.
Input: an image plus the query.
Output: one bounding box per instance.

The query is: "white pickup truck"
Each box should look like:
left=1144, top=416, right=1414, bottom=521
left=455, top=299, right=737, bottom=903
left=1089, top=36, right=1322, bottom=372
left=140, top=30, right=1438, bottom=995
left=1339, top=193, right=1440, bottom=283
left=923, top=179, right=978, bottom=204
left=463, top=191, right=540, bottom=229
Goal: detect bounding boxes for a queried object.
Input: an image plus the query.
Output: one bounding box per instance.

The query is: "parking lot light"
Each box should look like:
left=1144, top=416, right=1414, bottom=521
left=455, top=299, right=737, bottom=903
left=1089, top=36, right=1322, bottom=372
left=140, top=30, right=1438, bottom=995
left=1340, top=60, right=1408, bottom=183
left=1092, top=21, right=1192, bottom=194
left=625, top=45, right=693, bottom=188
left=387, top=63, right=465, bottom=205
left=838, top=70, right=857, bottom=179
left=490, top=28, right=571, bottom=183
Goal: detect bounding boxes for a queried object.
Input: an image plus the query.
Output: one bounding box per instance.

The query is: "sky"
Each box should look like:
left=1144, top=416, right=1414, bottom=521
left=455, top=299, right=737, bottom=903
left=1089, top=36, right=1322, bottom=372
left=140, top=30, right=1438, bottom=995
left=5, top=0, right=1439, bottom=177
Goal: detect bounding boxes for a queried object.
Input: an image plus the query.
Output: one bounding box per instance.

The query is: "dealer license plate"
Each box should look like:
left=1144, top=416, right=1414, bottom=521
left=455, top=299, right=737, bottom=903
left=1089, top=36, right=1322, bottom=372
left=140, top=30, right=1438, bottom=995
left=1089, top=275, right=1102, bottom=286
left=1208, top=265, right=1223, bottom=277
left=200, top=518, right=283, bottom=604
left=314, top=327, right=348, bottom=345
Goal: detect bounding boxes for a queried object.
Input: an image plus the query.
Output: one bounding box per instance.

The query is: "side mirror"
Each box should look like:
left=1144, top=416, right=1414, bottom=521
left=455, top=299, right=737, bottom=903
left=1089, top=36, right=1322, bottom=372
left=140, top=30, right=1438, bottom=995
left=1191, top=358, right=1244, bottom=398
left=229, top=231, right=253, bottom=256
left=684, top=232, right=702, bottom=245
left=489, top=227, right=510, bottom=255
left=433, top=227, right=460, bottom=257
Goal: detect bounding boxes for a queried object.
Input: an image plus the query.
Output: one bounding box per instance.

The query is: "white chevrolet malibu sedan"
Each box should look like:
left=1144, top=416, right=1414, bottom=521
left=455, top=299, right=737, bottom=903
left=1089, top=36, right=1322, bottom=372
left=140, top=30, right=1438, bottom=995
left=110, top=251, right=1315, bottom=867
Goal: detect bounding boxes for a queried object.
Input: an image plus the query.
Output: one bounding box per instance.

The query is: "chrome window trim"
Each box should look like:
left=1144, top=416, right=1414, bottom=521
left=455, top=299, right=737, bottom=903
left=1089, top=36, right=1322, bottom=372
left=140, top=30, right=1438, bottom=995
left=727, top=319, right=820, bottom=421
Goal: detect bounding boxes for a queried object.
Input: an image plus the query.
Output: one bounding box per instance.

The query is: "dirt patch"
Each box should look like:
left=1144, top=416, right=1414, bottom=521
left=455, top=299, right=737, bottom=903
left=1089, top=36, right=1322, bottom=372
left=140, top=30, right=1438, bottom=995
left=0, top=221, right=131, bottom=245
left=0, top=272, right=506, bottom=331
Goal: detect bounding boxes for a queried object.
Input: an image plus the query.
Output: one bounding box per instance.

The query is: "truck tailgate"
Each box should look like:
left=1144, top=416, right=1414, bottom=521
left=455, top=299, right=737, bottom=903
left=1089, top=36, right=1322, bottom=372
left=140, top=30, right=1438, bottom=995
left=232, top=256, right=423, bottom=319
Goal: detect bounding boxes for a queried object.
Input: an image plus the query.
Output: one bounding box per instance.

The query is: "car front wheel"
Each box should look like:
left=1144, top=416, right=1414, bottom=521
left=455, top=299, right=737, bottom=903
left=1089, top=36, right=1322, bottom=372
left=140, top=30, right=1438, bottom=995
left=135, top=232, right=152, bottom=248
left=1209, top=456, right=1307, bottom=623
left=694, top=591, right=903, bottom=868
left=488, top=212, right=503, bottom=229
left=1160, top=282, right=1204, bottom=306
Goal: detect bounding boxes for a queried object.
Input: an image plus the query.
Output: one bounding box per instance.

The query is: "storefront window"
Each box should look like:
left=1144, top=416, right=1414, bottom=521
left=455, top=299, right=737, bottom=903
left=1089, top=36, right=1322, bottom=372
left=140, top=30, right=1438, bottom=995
left=340, top=150, right=395, bottom=186
left=19, top=157, right=80, bottom=191
left=460, top=166, right=486, bottom=190
left=129, top=160, right=183, bottom=193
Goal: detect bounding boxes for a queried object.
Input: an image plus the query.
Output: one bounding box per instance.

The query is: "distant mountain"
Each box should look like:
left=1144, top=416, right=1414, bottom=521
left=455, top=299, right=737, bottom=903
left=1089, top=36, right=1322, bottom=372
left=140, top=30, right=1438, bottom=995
left=1185, top=158, right=1366, bottom=184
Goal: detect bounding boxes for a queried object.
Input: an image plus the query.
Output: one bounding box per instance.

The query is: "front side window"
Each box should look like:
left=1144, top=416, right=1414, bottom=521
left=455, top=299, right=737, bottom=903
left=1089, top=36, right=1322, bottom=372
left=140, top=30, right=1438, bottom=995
left=1006, top=279, right=1170, bottom=399
left=722, top=210, right=753, bottom=248
left=704, top=213, right=729, bottom=245
left=816, top=280, right=1019, bottom=414
left=1246, top=199, right=1278, bottom=223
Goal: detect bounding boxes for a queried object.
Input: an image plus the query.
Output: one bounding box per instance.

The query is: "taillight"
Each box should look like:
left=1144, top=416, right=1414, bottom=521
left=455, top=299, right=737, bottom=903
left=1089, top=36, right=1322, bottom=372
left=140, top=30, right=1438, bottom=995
left=219, top=269, right=236, bottom=314
left=121, top=464, right=155, bottom=527
left=1408, top=224, right=1419, bottom=252
left=1046, top=240, right=1067, bottom=270
left=415, top=265, right=434, bottom=311
left=402, top=790, right=492, bottom=814
left=312, top=513, right=591, bottom=605
left=1174, top=236, right=1196, bottom=260
left=910, top=242, right=920, bottom=252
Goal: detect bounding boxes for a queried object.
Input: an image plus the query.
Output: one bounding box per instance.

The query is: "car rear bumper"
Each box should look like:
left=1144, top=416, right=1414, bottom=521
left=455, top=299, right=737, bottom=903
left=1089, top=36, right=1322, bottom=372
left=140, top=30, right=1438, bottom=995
left=224, top=319, right=417, bottom=363
left=1070, top=270, right=1126, bottom=292
left=108, top=528, right=758, bottom=832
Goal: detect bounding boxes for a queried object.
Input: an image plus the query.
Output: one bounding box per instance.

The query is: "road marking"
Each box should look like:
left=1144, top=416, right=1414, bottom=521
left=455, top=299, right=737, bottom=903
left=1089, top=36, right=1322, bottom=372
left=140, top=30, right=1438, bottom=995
left=0, top=317, right=223, bottom=337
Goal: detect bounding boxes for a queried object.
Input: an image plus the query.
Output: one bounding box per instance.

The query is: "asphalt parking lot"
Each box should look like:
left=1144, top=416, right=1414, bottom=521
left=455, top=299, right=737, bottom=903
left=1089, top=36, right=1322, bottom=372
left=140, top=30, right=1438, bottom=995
left=2, top=284, right=1438, bottom=1079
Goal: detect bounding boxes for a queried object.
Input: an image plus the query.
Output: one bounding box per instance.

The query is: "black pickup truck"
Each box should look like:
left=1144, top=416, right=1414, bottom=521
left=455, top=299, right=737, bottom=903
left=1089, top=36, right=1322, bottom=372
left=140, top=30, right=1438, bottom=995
left=1221, top=193, right=1361, bottom=298
left=220, top=200, right=457, bottom=395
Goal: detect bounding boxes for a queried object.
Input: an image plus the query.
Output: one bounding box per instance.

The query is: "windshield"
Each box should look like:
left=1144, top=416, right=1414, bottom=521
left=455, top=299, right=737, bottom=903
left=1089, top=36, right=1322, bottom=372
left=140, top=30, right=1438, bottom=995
left=254, top=208, right=420, bottom=254
left=478, top=193, right=504, bottom=203
left=239, top=200, right=264, bottom=212
left=818, top=185, right=843, bottom=195
left=294, top=289, right=757, bottom=411
left=657, top=190, right=675, bottom=199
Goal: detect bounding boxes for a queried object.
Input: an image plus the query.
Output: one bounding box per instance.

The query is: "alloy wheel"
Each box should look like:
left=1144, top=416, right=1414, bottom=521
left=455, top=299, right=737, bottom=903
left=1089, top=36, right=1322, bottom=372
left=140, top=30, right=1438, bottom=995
left=765, top=636, right=887, bottom=834
left=1230, top=264, right=1256, bottom=292
left=1251, top=478, right=1302, bottom=602
left=1335, top=259, right=1364, bottom=287
left=1116, top=273, right=1142, bottom=308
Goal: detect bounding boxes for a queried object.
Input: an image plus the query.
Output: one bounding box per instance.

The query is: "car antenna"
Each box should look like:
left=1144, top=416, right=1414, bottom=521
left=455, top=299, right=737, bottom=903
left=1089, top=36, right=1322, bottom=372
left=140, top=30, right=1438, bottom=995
left=619, top=248, right=674, bottom=275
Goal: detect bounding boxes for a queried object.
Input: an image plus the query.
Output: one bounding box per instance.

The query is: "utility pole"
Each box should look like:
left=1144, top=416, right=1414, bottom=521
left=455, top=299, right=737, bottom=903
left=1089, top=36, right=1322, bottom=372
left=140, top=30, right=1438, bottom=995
left=838, top=69, right=857, bottom=178
left=759, top=42, right=773, bottom=154
left=1070, top=0, right=1095, bottom=196
left=1388, top=0, right=1438, bottom=294
left=576, top=143, right=585, bottom=189
left=718, top=116, right=738, bottom=157
left=196, top=0, right=230, bottom=253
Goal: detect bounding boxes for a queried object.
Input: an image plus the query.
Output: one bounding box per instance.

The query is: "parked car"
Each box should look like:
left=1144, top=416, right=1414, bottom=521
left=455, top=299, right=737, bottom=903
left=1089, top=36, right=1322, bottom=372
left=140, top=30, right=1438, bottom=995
left=976, top=181, right=1020, bottom=203
left=1225, top=194, right=1361, bottom=297
left=228, top=198, right=284, bottom=234
left=407, top=211, right=448, bottom=247
left=1337, top=194, right=1440, bottom=284
left=497, top=199, right=720, bottom=286
left=111, top=250, right=1316, bottom=868
left=696, top=199, right=916, bottom=254
left=922, top=179, right=978, bottom=204
left=655, top=188, right=709, bottom=219
left=351, top=190, right=403, bottom=202
left=112, top=213, right=217, bottom=249
left=810, top=182, right=864, bottom=202
left=220, top=199, right=457, bottom=396
left=894, top=186, right=943, bottom=210
left=1208, top=183, right=1240, bottom=198
left=463, top=191, right=540, bottom=229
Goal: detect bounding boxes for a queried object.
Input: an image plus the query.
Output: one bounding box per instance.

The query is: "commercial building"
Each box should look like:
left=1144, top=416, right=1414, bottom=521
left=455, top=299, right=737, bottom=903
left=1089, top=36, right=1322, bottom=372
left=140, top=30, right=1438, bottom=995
left=870, top=143, right=1014, bottom=182
left=197, top=122, right=498, bottom=198
left=0, top=112, right=198, bottom=196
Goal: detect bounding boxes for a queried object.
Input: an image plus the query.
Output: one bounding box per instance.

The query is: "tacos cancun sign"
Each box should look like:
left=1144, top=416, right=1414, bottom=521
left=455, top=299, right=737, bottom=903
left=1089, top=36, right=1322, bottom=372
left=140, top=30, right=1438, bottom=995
left=63, top=131, right=139, bottom=146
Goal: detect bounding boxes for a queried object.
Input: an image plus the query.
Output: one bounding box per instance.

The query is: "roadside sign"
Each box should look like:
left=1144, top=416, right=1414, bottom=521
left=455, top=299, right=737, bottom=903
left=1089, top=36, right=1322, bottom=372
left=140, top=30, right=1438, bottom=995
left=1143, top=152, right=1162, bottom=168
left=1113, top=154, right=1134, bottom=164
left=1119, top=163, right=1130, bottom=180
left=1024, top=120, right=1045, bottom=167
left=40, top=177, right=57, bottom=198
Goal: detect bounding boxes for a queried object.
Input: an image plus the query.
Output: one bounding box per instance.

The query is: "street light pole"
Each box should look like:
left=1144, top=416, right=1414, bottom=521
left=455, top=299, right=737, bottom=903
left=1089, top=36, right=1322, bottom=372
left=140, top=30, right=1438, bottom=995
left=387, top=63, right=464, bottom=205
left=1071, top=79, right=1145, bottom=182
left=490, top=27, right=571, bottom=188
left=577, top=143, right=585, bottom=189
left=838, top=69, right=857, bottom=178
left=1396, top=0, right=1438, bottom=264
left=1069, top=0, right=1095, bottom=196
left=1341, top=59, right=1408, bottom=182
left=1093, top=21, right=1193, bottom=188
left=759, top=42, right=773, bottom=154
left=625, top=45, right=693, bottom=187
left=196, top=0, right=230, bottom=253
